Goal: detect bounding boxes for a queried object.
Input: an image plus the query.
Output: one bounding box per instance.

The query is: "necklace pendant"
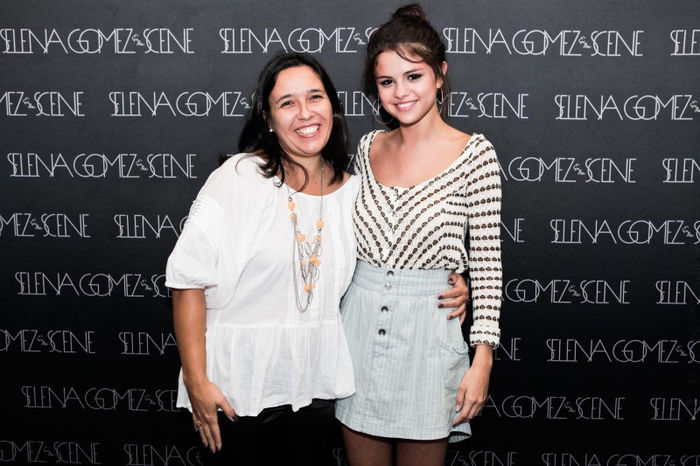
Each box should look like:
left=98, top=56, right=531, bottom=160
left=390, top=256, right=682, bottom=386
left=288, top=164, right=325, bottom=313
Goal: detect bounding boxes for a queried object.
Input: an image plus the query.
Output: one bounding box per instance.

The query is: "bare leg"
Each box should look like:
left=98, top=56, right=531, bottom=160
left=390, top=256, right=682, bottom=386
left=396, top=438, right=448, bottom=466
left=341, top=425, right=392, bottom=466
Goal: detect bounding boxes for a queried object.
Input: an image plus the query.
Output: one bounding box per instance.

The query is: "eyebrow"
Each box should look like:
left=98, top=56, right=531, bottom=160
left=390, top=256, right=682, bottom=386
left=275, top=88, right=326, bottom=104
left=375, top=68, right=424, bottom=80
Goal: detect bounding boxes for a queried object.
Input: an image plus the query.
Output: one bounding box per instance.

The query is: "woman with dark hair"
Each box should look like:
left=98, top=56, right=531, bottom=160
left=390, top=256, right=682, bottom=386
left=166, top=52, right=357, bottom=466
left=165, top=51, right=469, bottom=466
left=335, top=5, right=503, bottom=466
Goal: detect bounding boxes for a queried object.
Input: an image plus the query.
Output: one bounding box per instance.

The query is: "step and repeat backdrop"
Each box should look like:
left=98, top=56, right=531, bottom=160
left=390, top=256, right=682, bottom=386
left=1, top=0, right=698, bottom=464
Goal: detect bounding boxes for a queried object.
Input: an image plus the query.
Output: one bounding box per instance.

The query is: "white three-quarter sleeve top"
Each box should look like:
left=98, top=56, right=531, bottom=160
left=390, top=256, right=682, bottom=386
left=352, top=131, right=502, bottom=348
left=165, top=154, right=360, bottom=415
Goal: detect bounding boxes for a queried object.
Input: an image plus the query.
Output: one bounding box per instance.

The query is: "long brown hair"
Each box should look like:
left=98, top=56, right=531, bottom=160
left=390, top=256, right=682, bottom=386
left=364, top=4, right=450, bottom=128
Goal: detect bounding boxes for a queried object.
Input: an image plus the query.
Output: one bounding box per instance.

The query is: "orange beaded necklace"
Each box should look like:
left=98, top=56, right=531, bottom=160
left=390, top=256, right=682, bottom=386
left=287, top=164, right=325, bottom=313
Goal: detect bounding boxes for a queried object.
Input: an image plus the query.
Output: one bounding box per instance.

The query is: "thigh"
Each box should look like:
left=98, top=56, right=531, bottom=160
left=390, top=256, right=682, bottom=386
left=286, top=399, right=338, bottom=466
left=341, top=425, right=392, bottom=466
left=204, top=408, right=287, bottom=466
left=395, top=437, right=448, bottom=466
left=201, top=413, right=257, bottom=466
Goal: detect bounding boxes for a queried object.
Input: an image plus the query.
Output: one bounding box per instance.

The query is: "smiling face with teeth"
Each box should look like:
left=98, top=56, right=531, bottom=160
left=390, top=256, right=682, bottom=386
left=268, top=65, right=333, bottom=163
left=374, top=48, right=446, bottom=128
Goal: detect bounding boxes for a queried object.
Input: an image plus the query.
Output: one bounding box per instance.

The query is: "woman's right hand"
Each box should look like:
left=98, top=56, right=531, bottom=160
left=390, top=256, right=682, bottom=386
left=186, top=378, right=236, bottom=453
left=172, top=288, right=235, bottom=452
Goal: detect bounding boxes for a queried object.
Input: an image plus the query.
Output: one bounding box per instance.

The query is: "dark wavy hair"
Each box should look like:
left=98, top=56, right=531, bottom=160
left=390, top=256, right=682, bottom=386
left=365, top=4, right=450, bottom=129
left=235, top=52, right=349, bottom=187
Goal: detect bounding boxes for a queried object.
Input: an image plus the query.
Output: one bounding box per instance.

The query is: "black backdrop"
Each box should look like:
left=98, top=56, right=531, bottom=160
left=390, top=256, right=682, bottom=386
left=1, top=1, right=699, bottom=464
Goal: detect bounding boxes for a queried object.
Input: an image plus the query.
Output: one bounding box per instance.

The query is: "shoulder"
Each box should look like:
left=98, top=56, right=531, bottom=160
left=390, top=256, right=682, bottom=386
left=332, top=173, right=362, bottom=200
left=468, top=134, right=496, bottom=154
left=348, top=172, right=361, bottom=195
left=462, top=133, right=499, bottom=165
left=330, top=171, right=360, bottom=196
left=352, top=131, right=381, bottom=174
left=357, top=130, right=386, bottom=154
left=214, top=152, right=265, bottom=179
left=462, top=134, right=501, bottom=187
left=205, top=153, right=266, bottom=188
left=198, top=153, right=276, bottom=206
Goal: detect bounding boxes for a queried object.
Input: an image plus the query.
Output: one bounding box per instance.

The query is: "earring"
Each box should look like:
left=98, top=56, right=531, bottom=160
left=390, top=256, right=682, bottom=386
left=268, top=127, right=274, bottom=133
left=436, top=88, right=446, bottom=114
left=373, top=103, right=394, bottom=126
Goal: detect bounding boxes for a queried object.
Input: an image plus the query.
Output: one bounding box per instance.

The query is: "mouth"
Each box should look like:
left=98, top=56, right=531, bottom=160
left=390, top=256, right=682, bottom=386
left=295, top=124, right=321, bottom=137
left=394, top=101, right=417, bottom=112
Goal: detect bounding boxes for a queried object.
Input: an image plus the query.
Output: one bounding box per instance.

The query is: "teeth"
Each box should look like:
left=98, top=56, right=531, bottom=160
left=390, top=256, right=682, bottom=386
left=296, top=125, right=319, bottom=135
left=396, top=102, right=414, bottom=110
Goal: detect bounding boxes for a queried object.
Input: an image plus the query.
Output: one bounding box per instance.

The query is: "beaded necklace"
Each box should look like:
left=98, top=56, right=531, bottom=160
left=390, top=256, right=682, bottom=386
left=287, top=165, right=325, bottom=313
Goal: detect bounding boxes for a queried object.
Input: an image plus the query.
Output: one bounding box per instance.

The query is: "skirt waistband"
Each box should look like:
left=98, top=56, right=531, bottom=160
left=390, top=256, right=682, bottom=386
left=352, top=260, right=452, bottom=296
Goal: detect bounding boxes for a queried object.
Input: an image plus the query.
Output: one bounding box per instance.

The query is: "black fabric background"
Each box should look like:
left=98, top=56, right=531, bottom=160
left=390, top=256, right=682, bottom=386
left=1, top=1, right=698, bottom=464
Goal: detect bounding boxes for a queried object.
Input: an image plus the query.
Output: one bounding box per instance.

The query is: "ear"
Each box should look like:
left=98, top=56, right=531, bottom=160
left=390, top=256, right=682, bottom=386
left=437, top=61, right=448, bottom=88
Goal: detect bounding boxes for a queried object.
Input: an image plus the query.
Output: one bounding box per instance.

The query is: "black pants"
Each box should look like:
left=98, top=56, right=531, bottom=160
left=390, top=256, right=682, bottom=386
left=202, top=399, right=339, bottom=466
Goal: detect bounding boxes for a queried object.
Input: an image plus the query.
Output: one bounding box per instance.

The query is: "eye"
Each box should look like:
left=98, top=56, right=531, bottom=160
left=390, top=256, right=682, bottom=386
left=310, top=93, right=324, bottom=101
left=407, top=73, right=422, bottom=81
left=279, top=100, right=293, bottom=108
left=378, top=79, right=393, bottom=87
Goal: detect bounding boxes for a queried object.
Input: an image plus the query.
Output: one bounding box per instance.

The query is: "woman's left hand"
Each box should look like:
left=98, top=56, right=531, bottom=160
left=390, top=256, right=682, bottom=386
left=439, top=273, right=469, bottom=323
left=453, top=345, right=492, bottom=425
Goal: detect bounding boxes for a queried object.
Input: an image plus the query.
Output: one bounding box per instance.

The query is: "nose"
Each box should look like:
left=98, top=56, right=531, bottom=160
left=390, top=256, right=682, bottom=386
left=393, top=80, right=409, bottom=99
left=297, top=101, right=312, bottom=120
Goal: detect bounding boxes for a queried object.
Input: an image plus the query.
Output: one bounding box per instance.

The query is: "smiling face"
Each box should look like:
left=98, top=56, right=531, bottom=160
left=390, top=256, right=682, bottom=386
left=267, top=65, right=333, bottom=161
left=374, top=49, right=445, bottom=127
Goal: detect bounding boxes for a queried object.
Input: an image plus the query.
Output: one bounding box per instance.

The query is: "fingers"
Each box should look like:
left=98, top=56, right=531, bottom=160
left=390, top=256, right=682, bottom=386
left=447, top=303, right=466, bottom=320
left=201, top=414, right=221, bottom=453
left=193, top=411, right=221, bottom=453
left=453, top=376, right=487, bottom=426
left=209, top=418, right=223, bottom=452
left=447, top=274, right=457, bottom=286
left=464, top=396, right=482, bottom=421
left=192, top=414, right=208, bottom=449
left=453, top=395, right=485, bottom=425
left=439, top=286, right=464, bottom=300
left=469, top=399, right=485, bottom=419
left=219, top=398, right=236, bottom=422
left=440, top=297, right=464, bottom=310
left=440, top=273, right=469, bottom=314
left=453, top=385, right=468, bottom=426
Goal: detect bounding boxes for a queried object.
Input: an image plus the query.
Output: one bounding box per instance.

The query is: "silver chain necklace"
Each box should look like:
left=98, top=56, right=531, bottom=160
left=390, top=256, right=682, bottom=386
left=286, top=165, right=325, bottom=313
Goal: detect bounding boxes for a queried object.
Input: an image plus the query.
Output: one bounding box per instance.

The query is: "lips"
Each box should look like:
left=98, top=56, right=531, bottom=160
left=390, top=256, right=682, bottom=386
left=295, top=124, right=321, bottom=137
left=394, top=101, right=417, bottom=112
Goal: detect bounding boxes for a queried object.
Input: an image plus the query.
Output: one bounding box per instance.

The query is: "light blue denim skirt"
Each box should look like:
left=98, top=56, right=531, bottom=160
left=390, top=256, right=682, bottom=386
left=335, top=260, right=471, bottom=442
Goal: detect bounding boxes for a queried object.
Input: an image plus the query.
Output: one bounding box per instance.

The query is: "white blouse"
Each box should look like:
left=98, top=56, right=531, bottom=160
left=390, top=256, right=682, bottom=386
left=165, top=154, right=360, bottom=416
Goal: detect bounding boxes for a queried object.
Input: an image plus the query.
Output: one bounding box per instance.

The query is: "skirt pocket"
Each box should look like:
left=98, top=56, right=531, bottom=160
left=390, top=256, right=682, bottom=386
left=434, top=297, right=470, bottom=356
left=434, top=298, right=470, bottom=391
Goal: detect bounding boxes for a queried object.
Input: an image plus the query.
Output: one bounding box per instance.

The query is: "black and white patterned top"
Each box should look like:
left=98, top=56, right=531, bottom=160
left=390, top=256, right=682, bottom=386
left=352, top=130, right=502, bottom=347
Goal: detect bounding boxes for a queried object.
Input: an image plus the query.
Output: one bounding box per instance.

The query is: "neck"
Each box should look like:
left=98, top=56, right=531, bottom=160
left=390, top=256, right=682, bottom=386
left=285, top=155, right=325, bottom=192
left=396, top=107, right=446, bottom=146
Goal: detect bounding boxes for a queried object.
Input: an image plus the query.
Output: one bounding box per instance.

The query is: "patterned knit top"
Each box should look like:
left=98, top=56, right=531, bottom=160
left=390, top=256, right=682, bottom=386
left=352, top=130, right=502, bottom=347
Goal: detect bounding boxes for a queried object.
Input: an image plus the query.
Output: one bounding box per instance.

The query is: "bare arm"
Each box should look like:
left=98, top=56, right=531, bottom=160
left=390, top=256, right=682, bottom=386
left=173, top=289, right=235, bottom=453
left=173, top=289, right=208, bottom=387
